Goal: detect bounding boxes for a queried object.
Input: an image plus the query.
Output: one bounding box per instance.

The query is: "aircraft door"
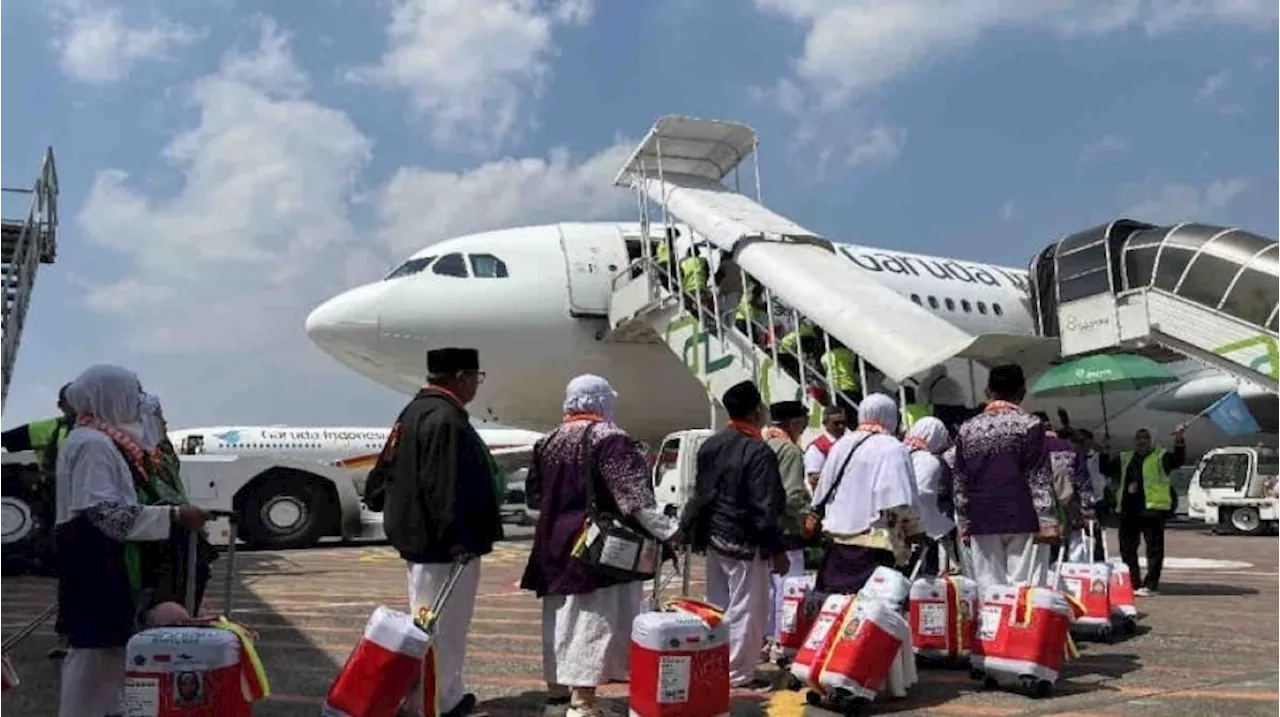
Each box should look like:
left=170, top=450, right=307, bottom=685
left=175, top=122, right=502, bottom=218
left=557, top=224, right=626, bottom=317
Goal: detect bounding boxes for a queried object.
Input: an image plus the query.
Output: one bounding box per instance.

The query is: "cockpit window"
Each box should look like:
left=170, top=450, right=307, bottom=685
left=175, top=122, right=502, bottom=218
left=385, top=255, right=436, bottom=280
left=469, top=253, right=509, bottom=278
left=432, top=253, right=469, bottom=277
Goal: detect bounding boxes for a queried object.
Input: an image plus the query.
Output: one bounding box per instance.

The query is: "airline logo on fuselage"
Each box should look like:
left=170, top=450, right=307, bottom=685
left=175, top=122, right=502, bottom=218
left=258, top=428, right=389, bottom=442
left=836, top=246, right=1030, bottom=292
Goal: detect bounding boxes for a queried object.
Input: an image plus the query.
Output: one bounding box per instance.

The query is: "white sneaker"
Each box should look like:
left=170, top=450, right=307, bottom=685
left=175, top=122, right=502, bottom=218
left=1134, top=587, right=1152, bottom=597
left=566, top=705, right=619, bottom=717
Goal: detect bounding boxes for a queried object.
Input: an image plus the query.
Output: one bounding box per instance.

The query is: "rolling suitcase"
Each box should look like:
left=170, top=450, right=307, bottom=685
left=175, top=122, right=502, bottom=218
left=788, top=592, right=855, bottom=689
left=122, top=511, right=269, bottom=717
left=815, top=598, right=911, bottom=708
left=909, top=547, right=978, bottom=666
left=325, top=560, right=472, bottom=717
left=1057, top=522, right=1118, bottom=642
left=774, top=574, right=816, bottom=666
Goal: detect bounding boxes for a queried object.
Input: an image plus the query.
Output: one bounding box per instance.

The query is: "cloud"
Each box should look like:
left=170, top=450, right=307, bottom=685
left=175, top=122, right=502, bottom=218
left=347, top=0, right=595, bottom=153
left=997, top=199, right=1016, bottom=222
left=1079, top=134, right=1127, bottom=163
left=49, top=0, right=203, bottom=84
left=1121, top=177, right=1250, bottom=224
left=845, top=126, right=906, bottom=167
left=1195, top=70, right=1231, bottom=103
left=752, top=1, right=1276, bottom=159
left=376, top=142, right=634, bottom=256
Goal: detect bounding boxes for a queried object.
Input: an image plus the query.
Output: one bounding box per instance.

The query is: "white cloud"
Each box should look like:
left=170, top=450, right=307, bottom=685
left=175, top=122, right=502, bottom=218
left=752, top=0, right=1276, bottom=156
left=49, top=0, right=203, bottom=84
left=1080, top=134, right=1127, bottom=163
left=348, top=0, right=595, bottom=153
left=1195, top=70, right=1231, bottom=103
left=1121, top=177, right=1250, bottom=224
left=845, top=126, right=906, bottom=167
left=997, top=199, right=1016, bottom=222
left=376, top=142, right=634, bottom=256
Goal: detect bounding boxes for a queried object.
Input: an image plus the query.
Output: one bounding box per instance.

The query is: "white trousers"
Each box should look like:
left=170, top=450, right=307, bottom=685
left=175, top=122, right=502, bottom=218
left=58, top=647, right=125, bottom=717
left=766, top=549, right=805, bottom=639
left=405, top=560, right=481, bottom=715
left=969, top=534, right=1049, bottom=592
left=705, top=550, right=771, bottom=687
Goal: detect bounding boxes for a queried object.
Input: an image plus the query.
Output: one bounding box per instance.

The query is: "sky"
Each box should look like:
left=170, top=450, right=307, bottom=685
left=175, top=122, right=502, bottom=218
left=2, top=0, right=1276, bottom=430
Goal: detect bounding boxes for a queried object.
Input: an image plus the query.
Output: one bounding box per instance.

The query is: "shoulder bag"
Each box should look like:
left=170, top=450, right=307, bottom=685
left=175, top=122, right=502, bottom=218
left=569, top=424, right=659, bottom=582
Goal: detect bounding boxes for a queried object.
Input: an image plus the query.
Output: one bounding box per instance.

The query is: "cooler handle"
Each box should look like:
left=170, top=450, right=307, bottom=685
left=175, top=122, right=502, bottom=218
left=417, top=557, right=474, bottom=635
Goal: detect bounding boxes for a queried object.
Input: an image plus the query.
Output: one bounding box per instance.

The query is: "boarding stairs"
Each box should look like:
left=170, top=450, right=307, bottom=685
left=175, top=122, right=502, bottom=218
left=1, top=148, right=60, bottom=408
left=1033, top=220, right=1279, bottom=395
left=604, top=115, right=1059, bottom=423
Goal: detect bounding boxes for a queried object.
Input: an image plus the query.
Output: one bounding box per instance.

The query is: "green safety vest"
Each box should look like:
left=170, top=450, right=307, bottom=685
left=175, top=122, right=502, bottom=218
left=1115, top=448, right=1173, bottom=512
left=680, top=256, right=708, bottom=293
left=820, top=347, right=859, bottom=392
left=734, top=296, right=767, bottom=324
left=655, top=240, right=670, bottom=266
left=779, top=324, right=815, bottom=354
left=29, top=416, right=73, bottom=477
left=902, top=403, right=933, bottom=430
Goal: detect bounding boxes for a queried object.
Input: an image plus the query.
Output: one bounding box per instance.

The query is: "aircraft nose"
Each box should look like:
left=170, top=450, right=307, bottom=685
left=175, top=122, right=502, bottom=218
left=305, top=282, right=384, bottom=355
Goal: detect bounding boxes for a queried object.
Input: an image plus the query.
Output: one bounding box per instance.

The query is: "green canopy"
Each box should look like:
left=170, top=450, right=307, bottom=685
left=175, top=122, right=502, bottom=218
left=1031, top=353, right=1177, bottom=397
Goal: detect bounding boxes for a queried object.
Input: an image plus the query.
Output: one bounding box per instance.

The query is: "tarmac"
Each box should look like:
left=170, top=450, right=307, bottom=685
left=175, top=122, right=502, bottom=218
left=2, top=522, right=1276, bottom=716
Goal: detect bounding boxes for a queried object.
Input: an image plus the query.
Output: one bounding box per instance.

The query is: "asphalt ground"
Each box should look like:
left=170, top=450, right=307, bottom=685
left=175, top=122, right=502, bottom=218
left=2, top=522, right=1276, bottom=716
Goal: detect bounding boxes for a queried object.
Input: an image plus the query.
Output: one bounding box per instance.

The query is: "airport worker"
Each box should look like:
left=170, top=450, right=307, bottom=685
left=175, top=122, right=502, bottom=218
left=819, top=339, right=860, bottom=415
left=681, top=380, right=788, bottom=691
left=520, top=375, right=679, bottom=717
left=383, top=347, right=502, bottom=717
left=733, top=279, right=770, bottom=347
left=654, top=226, right=677, bottom=287
left=904, top=417, right=956, bottom=576
left=678, top=248, right=710, bottom=319
left=811, top=393, right=923, bottom=594
left=760, top=400, right=810, bottom=653
left=803, top=405, right=847, bottom=494
left=1, top=383, right=75, bottom=656
left=55, top=364, right=209, bottom=717
left=1100, top=424, right=1186, bottom=596
left=952, top=365, right=1059, bottom=593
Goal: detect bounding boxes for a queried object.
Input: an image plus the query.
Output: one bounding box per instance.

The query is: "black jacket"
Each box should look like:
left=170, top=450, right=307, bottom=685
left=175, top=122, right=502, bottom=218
left=382, top=390, right=503, bottom=563
left=682, top=428, right=786, bottom=559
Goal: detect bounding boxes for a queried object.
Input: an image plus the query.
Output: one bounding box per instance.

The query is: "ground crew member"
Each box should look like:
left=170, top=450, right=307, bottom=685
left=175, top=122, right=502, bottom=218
left=1, top=384, right=75, bottom=658
left=1100, top=424, right=1186, bottom=597
left=819, top=340, right=860, bottom=415
left=734, top=280, right=769, bottom=347
left=776, top=322, right=815, bottom=380
left=384, top=347, right=503, bottom=717
left=679, top=249, right=710, bottom=319
left=654, top=227, right=677, bottom=287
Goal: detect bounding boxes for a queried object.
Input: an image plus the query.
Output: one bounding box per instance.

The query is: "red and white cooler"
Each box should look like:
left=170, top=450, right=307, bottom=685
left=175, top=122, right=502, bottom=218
left=788, top=593, right=855, bottom=689
left=858, top=566, right=911, bottom=609
left=630, top=602, right=730, bottom=717
left=971, top=585, right=1076, bottom=685
left=123, top=626, right=257, bottom=716
left=817, top=599, right=912, bottom=701
left=323, top=606, right=432, bottom=717
left=1058, top=561, right=1113, bottom=635
left=775, top=574, right=816, bottom=658
left=909, top=574, right=978, bottom=663
left=1107, top=559, right=1137, bottom=621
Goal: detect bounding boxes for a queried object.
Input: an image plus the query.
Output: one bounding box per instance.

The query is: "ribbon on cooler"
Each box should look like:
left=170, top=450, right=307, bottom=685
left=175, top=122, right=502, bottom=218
left=1059, top=593, right=1086, bottom=660
left=1012, top=586, right=1083, bottom=661
left=415, top=607, right=444, bottom=717
left=211, top=618, right=271, bottom=700
left=811, top=596, right=859, bottom=694
left=945, top=577, right=964, bottom=658
left=662, top=598, right=725, bottom=629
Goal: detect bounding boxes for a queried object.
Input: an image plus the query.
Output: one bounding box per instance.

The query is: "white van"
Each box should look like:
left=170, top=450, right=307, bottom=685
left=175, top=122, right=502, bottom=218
left=1186, top=445, right=1279, bottom=535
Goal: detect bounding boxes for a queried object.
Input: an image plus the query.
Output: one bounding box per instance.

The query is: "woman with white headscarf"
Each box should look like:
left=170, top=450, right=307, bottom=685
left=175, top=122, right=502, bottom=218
left=520, top=375, right=679, bottom=717
left=55, top=365, right=208, bottom=717
left=810, top=393, right=923, bottom=594
left=904, top=417, right=957, bottom=576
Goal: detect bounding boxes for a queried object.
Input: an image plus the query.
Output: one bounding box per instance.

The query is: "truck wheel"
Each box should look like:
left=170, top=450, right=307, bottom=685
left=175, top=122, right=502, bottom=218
left=240, top=476, right=327, bottom=550
left=1, top=495, right=36, bottom=550
left=1228, top=506, right=1263, bottom=535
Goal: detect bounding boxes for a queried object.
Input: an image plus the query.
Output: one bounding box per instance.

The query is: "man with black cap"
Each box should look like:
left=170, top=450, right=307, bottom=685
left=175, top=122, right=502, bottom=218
left=952, top=364, right=1058, bottom=593
left=681, top=380, right=788, bottom=691
left=380, top=347, right=503, bottom=717
left=761, top=400, right=811, bottom=660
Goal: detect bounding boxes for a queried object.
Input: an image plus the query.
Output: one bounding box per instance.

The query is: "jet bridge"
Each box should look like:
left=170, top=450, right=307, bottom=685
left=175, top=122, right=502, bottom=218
left=605, top=115, right=1057, bottom=424
left=1, top=148, right=59, bottom=407
left=1032, top=220, right=1279, bottom=395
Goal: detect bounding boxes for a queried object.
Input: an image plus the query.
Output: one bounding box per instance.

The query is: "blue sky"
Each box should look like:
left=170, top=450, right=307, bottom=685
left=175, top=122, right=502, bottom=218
left=2, top=0, right=1276, bottom=429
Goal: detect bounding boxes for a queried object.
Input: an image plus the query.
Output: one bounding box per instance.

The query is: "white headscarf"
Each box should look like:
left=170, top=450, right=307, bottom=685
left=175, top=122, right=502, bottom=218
left=562, top=374, right=617, bottom=422
left=857, top=393, right=900, bottom=433
left=66, top=364, right=145, bottom=440
left=905, top=417, right=955, bottom=539
left=140, top=392, right=164, bottom=451
left=814, top=393, right=918, bottom=536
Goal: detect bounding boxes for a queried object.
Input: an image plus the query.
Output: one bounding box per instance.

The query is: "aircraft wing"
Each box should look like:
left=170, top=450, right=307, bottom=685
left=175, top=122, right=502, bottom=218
left=491, top=445, right=534, bottom=474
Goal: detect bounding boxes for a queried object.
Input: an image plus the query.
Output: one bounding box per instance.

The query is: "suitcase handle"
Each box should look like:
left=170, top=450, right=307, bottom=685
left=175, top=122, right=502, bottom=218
left=417, top=557, right=473, bottom=635
left=1082, top=520, right=1109, bottom=563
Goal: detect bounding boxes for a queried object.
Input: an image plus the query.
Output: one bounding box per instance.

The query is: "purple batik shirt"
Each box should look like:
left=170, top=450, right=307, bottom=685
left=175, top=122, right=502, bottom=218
left=953, top=406, right=1057, bottom=536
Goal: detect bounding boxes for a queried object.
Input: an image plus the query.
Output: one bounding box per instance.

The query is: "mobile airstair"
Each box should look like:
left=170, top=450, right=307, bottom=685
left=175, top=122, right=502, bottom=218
left=604, top=116, right=1057, bottom=425
left=1030, top=220, right=1279, bottom=395
left=2, top=148, right=60, bottom=408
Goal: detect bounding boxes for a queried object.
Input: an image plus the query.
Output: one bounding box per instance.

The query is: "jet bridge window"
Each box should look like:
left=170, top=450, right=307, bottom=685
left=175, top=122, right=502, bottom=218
left=433, top=253, right=469, bottom=278
left=386, top=255, right=436, bottom=280
left=469, top=253, right=509, bottom=278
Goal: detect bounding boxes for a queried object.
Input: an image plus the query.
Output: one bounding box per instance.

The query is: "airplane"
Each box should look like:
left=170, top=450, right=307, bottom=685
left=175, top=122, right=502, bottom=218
left=167, top=424, right=544, bottom=475
left=304, top=221, right=1277, bottom=458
